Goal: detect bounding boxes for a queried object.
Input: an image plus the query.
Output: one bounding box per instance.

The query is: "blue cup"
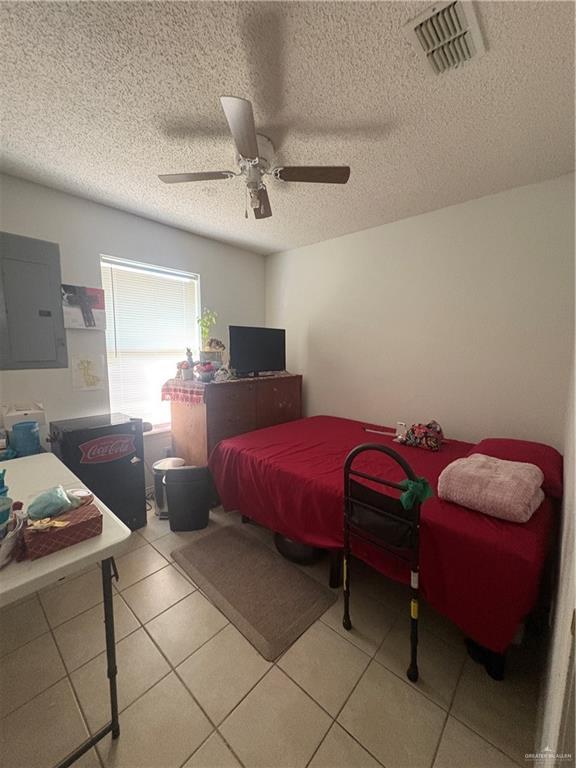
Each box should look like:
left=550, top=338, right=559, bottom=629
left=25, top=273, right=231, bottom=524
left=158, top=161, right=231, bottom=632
left=10, top=421, right=41, bottom=457
left=0, top=496, right=12, bottom=528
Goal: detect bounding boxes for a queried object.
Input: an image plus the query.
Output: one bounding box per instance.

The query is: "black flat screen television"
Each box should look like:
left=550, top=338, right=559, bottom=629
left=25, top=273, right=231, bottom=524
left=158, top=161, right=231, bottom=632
left=229, top=326, right=286, bottom=375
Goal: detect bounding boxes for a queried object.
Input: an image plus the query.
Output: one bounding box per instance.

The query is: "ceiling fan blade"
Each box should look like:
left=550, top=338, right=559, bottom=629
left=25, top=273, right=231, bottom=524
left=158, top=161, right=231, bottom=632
left=254, top=186, right=272, bottom=219
left=273, top=166, right=350, bottom=184
left=159, top=171, right=234, bottom=184
left=220, top=96, right=259, bottom=159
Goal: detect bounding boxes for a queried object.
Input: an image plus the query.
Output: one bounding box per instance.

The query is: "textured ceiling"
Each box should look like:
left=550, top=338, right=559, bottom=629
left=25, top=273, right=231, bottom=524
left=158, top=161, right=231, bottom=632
left=1, top=1, right=574, bottom=255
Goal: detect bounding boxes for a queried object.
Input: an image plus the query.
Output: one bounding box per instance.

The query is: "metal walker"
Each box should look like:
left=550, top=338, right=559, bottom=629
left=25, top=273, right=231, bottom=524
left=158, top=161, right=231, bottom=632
left=342, top=443, right=424, bottom=682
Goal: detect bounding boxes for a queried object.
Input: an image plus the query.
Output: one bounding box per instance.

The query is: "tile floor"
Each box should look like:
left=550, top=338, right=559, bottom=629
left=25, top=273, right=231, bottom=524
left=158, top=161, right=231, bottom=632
left=0, top=505, right=544, bottom=768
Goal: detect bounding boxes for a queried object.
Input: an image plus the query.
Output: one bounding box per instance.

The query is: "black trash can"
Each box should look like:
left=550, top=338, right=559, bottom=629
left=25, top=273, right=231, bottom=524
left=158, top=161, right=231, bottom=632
left=164, top=465, right=211, bottom=532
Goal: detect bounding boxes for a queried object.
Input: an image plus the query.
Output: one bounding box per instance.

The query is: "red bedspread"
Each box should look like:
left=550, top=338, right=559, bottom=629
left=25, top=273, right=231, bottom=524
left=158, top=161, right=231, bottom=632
left=209, top=416, right=556, bottom=652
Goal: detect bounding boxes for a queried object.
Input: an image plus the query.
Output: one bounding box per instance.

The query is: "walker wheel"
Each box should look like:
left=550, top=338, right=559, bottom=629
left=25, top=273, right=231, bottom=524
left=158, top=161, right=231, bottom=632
left=406, top=666, right=419, bottom=682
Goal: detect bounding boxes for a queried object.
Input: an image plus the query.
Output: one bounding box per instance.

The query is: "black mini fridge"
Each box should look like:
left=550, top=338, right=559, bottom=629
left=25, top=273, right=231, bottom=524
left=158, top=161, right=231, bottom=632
left=49, top=413, right=147, bottom=530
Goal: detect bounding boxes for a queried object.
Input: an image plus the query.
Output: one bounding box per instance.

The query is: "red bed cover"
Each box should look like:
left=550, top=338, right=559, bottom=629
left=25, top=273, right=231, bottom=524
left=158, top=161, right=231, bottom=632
left=209, top=416, right=555, bottom=652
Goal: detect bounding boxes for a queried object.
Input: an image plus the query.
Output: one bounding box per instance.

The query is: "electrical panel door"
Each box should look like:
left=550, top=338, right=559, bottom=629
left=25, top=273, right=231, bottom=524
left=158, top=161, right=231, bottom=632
left=0, top=232, right=68, bottom=370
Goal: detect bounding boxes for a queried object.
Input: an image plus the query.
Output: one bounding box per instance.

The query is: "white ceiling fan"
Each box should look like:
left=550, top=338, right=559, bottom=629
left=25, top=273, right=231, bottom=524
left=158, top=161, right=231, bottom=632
left=159, top=96, right=351, bottom=220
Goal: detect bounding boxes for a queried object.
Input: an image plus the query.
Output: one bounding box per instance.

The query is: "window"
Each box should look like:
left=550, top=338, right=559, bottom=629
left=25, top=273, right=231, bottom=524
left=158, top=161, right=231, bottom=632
left=101, top=256, right=199, bottom=425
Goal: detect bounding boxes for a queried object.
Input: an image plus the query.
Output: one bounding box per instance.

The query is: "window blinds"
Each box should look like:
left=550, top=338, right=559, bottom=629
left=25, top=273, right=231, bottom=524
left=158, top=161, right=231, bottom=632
left=101, top=257, right=199, bottom=425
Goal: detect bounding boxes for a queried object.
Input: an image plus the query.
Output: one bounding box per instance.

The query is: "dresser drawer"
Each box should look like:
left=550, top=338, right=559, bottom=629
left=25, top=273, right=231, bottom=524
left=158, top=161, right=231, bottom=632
left=256, top=376, right=302, bottom=428
left=206, top=382, right=257, bottom=451
left=205, top=380, right=255, bottom=409
left=173, top=376, right=302, bottom=460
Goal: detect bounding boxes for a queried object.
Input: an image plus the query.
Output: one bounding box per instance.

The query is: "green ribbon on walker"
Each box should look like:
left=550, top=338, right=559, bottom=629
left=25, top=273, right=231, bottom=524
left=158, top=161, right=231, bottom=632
left=399, top=477, right=433, bottom=511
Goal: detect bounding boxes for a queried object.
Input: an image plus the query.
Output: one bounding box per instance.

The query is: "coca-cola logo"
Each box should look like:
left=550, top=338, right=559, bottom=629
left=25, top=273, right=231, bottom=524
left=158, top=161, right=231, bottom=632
left=79, top=434, right=136, bottom=464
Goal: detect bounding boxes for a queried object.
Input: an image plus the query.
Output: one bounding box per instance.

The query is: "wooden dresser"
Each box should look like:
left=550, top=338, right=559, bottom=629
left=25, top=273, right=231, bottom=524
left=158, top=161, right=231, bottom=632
left=168, top=374, right=302, bottom=466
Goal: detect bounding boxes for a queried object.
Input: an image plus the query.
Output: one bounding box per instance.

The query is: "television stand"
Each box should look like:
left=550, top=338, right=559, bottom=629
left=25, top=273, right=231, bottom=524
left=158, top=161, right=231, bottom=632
left=165, top=373, right=302, bottom=466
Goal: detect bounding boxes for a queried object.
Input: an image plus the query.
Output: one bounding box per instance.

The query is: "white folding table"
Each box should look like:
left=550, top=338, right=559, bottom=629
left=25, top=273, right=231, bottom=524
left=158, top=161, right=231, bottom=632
left=0, top=452, right=132, bottom=767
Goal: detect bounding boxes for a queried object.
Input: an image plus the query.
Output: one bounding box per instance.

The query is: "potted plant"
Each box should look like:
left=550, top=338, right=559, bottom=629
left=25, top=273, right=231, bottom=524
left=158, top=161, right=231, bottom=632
left=194, top=361, right=216, bottom=382
left=177, top=361, right=194, bottom=380
left=198, top=308, right=225, bottom=365
left=198, top=308, right=217, bottom=351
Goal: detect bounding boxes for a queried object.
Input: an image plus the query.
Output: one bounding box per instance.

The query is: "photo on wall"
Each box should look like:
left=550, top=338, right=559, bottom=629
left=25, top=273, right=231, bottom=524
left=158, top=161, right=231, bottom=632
left=61, top=284, right=106, bottom=330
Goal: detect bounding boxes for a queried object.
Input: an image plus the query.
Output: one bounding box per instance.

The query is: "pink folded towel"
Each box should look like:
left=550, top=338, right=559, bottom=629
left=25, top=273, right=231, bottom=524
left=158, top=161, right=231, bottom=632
left=438, top=453, right=545, bottom=523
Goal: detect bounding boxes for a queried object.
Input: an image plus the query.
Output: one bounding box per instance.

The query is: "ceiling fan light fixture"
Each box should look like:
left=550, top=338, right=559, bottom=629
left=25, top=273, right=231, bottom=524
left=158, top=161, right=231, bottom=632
left=158, top=96, right=351, bottom=220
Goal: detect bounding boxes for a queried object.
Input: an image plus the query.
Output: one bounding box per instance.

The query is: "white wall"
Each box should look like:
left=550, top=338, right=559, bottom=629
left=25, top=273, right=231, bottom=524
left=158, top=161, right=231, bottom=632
left=537, top=360, right=575, bottom=762
left=0, top=174, right=265, bottom=425
left=266, top=174, right=574, bottom=449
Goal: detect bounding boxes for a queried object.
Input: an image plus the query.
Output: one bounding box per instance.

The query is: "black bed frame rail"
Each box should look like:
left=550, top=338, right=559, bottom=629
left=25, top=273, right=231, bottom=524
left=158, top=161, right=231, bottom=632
left=342, top=443, right=422, bottom=682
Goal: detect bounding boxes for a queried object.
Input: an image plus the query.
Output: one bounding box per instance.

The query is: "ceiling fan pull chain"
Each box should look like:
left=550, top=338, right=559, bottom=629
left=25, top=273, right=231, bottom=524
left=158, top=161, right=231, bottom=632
left=245, top=185, right=248, bottom=219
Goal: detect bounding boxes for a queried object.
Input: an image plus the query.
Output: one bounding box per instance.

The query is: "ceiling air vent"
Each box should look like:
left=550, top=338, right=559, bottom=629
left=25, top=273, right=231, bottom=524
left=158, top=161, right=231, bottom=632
left=403, top=1, right=486, bottom=74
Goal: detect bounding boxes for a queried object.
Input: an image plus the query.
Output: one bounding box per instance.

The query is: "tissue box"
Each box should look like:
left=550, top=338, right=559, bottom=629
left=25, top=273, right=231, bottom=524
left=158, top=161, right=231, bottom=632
left=23, top=503, right=102, bottom=560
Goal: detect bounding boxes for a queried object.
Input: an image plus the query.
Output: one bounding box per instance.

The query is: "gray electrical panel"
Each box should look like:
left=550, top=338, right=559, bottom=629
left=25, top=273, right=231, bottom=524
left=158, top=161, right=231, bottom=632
left=0, top=231, right=68, bottom=370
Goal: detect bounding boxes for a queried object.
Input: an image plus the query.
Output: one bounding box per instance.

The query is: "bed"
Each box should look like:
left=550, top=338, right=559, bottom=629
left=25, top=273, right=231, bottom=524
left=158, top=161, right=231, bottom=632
left=209, top=415, right=559, bottom=653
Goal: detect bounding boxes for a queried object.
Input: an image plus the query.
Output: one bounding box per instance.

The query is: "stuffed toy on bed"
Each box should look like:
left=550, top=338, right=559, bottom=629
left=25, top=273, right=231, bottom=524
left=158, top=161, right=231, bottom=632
left=398, top=420, right=444, bottom=452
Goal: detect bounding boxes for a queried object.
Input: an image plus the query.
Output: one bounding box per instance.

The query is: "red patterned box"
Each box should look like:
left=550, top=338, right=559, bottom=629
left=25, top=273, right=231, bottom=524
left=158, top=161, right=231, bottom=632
left=23, top=503, right=103, bottom=560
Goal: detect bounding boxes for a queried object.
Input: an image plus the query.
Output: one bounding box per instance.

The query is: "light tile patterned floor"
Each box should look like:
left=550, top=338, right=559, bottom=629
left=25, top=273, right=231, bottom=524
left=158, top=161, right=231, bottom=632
left=0, top=506, right=544, bottom=768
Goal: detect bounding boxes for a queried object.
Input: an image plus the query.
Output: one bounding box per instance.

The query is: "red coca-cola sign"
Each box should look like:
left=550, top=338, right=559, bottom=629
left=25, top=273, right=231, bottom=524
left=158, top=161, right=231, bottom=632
left=79, top=434, right=136, bottom=464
